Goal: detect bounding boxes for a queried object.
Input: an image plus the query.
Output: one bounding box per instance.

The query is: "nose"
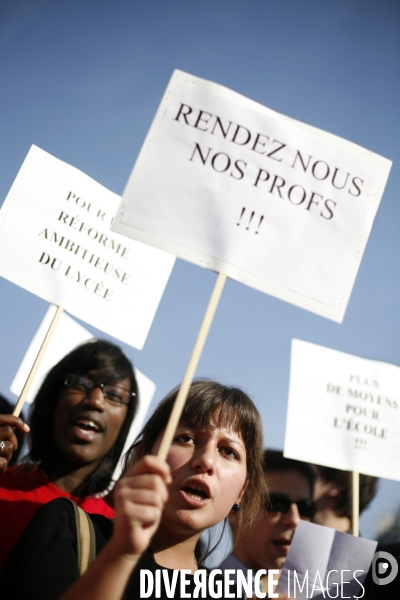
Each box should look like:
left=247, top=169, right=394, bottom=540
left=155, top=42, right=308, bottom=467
left=81, top=385, right=106, bottom=411
left=281, top=502, right=301, bottom=528
left=191, top=442, right=216, bottom=474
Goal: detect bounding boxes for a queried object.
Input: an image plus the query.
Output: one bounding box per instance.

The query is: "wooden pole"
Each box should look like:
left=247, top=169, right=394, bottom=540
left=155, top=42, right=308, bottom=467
left=157, top=273, right=227, bottom=461
left=352, top=470, right=360, bottom=537
left=13, top=305, right=64, bottom=417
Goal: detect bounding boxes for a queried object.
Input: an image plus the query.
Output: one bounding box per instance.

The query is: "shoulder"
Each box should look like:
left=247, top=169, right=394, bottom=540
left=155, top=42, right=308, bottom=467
left=22, top=497, right=78, bottom=534
left=1, top=499, right=81, bottom=599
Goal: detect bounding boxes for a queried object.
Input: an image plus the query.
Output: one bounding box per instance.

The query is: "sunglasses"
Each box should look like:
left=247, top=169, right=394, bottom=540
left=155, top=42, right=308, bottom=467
left=266, top=492, right=317, bottom=519
left=64, top=374, right=135, bottom=407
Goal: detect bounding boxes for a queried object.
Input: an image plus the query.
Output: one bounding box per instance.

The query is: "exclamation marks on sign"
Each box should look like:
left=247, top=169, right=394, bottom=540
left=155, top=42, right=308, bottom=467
left=246, top=211, right=255, bottom=230
left=237, top=207, right=264, bottom=234
left=237, top=207, right=245, bottom=226
left=355, top=438, right=367, bottom=451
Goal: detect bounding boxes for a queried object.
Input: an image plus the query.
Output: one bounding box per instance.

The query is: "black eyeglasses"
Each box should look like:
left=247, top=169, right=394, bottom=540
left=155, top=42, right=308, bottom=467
left=64, top=374, right=135, bottom=407
left=266, top=492, right=317, bottom=519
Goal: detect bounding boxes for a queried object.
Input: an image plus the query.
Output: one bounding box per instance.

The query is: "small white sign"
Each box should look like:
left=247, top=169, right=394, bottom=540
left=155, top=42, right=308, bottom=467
left=112, top=70, right=391, bottom=322
left=276, top=521, right=377, bottom=599
left=284, top=339, right=400, bottom=481
left=0, top=145, right=175, bottom=349
left=10, top=306, right=156, bottom=481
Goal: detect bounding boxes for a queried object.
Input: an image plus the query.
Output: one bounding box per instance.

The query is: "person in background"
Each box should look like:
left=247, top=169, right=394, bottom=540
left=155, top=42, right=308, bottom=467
left=0, top=339, right=138, bottom=573
left=311, top=464, right=378, bottom=533
left=218, top=449, right=316, bottom=598
left=1, top=379, right=266, bottom=600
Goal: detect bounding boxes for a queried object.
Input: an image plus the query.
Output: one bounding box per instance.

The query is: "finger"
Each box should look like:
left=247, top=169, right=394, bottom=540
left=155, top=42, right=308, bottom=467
left=0, top=457, right=9, bottom=475
left=0, top=440, right=15, bottom=462
left=0, top=426, right=20, bottom=449
left=126, top=505, right=163, bottom=527
left=116, top=474, right=169, bottom=505
left=123, top=454, right=171, bottom=483
left=0, top=414, right=30, bottom=433
left=116, top=487, right=168, bottom=511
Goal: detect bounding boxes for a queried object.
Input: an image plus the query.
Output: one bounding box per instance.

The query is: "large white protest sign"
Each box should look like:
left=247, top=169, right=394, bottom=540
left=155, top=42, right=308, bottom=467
left=276, top=521, right=377, bottom=599
left=10, top=306, right=156, bottom=481
left=0, top=145, right=175, bottom=349
left=284, top=339, right=400, bottom=481
left=112, top=70, right=391, bottom=322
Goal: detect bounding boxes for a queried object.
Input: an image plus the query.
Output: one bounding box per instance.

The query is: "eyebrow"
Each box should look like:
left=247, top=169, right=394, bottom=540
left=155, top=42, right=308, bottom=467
left=177, top=422, right=245, bottom=449
left=224, top=437, right=245, bottom=451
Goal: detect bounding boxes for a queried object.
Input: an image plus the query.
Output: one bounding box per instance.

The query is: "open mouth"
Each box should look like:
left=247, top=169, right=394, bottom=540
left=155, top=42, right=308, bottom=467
left=273, top=538, right=292, bottom=553
left=70, top=416, right=103, bottom=435
left=76, top=420, right=101, bottom=432
left=182, top=485, right=210, bottom=501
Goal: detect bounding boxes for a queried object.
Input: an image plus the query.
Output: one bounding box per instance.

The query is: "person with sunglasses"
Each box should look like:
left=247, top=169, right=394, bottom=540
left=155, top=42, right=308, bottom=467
left=218, top=449, right=316, bottom=598
left=0, top=339, right=138, bottom=574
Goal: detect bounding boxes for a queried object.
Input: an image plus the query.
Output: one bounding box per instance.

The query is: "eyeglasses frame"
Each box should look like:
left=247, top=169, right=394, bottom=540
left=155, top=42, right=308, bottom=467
left=63, top=373, right=136, bottom=406
left=265, top=491, right=317, bottom=519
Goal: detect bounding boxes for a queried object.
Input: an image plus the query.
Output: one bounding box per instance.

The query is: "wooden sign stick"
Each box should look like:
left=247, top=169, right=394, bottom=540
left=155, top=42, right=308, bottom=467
left=13, top=305, right=64, bottom=417
left=157, top=273, right=227, bottom=461
left=352, top=470, right=360, bottom=537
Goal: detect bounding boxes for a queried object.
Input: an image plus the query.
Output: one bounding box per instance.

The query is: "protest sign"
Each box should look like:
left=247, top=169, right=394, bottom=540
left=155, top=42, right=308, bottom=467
left=0, top=145, right=175, bottom=350
left=112, top=69, right=391, bottom=323
left=284, top=339, right=400, bottom=481
left=276, top=521, right=377, bottom=599
left=10, top=306, right=156, bottom=481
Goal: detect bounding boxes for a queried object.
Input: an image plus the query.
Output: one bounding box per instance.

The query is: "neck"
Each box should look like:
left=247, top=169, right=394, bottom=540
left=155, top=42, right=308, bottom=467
left=151, top=526, right=201, bottom=572
left=42, top=453, right=102, bottom=495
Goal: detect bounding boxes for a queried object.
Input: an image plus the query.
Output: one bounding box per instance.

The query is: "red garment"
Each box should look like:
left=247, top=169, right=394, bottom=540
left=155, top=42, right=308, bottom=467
left=0, top=465, right=115, bottom=573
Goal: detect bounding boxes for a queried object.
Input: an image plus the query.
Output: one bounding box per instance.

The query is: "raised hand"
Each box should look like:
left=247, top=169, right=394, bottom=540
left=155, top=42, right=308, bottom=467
left=0, top=414, right=30, bottom=475
left=109, top=454, right=171, bottom=561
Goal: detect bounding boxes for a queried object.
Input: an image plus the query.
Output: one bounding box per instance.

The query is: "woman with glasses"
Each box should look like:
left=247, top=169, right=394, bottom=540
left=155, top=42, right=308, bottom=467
left=0, top=339, right=138, bottom=574
left=2, top=380, right=265, bottom=600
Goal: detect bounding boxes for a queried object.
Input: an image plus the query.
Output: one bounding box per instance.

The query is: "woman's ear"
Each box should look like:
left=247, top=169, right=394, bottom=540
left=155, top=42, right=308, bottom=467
left=236, top=480, right=249, bottom=504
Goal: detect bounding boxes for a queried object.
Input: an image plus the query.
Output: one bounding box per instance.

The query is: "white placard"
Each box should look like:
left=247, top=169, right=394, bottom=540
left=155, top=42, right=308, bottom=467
left=112, top=70, right=391, bottom=322
left=10, top=306, right=156, bottom=480
left=0, top=145, right=175, bottom=349
left=284, top=339, right=400, bottom=481
left=276, top=521, right=377, bottom=599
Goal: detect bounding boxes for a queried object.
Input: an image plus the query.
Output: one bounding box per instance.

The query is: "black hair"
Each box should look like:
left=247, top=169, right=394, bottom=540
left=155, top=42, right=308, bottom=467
left=263, top=449, right=316, bottom=496
left=25, top=339, right=138, bottom=496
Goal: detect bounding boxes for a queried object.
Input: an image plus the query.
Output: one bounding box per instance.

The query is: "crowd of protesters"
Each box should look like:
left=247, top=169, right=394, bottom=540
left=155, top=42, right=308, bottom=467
left=0, top=339, right=398, bottom=599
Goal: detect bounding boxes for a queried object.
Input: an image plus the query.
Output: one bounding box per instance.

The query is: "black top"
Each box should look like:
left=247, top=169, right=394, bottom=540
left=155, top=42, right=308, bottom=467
left=1, top=498, right=229, bottom=600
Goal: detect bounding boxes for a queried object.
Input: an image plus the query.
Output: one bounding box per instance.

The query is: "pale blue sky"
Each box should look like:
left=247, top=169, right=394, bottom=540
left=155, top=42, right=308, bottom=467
left=0, top=0, right=399, bottom=541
